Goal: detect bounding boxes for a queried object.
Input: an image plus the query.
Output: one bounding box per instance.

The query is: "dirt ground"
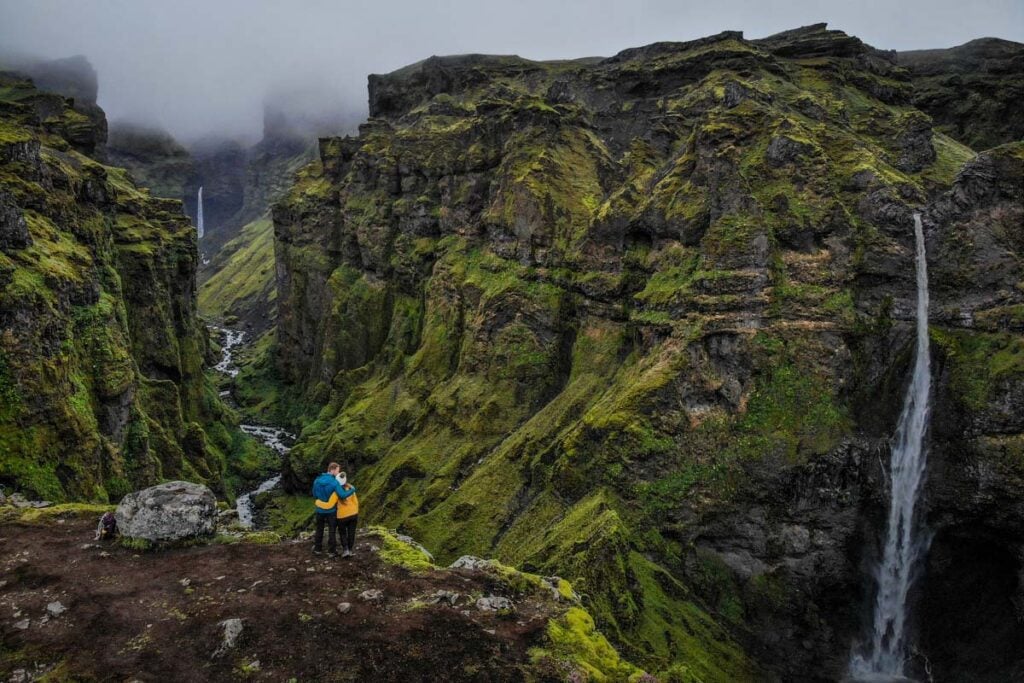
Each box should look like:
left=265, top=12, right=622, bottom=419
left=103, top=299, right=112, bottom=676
left=0, top=512, right=560, bottom=682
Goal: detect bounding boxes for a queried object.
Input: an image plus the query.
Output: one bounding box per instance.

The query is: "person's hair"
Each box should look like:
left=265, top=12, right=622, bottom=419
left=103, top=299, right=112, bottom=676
left=327, top=462, right=340, bottom=473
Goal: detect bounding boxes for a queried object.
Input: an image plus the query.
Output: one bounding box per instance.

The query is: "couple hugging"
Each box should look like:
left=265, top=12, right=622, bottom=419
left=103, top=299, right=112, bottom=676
left=311, top=462, right=359, bottom=558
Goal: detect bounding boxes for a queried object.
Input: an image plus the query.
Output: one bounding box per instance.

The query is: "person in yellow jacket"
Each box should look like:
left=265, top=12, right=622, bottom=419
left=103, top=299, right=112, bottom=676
left=328, top=471, right=359, bottom=558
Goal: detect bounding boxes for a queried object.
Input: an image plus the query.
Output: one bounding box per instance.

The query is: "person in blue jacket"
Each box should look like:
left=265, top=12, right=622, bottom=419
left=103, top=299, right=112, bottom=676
left=311, top=462, right=357, bottom=557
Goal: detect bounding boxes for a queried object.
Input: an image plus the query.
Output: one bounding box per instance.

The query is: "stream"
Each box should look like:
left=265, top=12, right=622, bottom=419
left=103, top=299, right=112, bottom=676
left=210, top=325, right=294, bottom=528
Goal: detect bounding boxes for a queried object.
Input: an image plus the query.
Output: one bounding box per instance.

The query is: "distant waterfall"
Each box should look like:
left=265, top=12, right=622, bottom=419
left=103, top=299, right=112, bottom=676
left=850, top=212, right=932, bottom=679
left=197, top=186, right=204, bottom=239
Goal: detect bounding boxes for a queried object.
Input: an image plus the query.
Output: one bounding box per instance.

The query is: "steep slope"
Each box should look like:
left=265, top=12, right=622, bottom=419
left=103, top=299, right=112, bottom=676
left=899, top=37, right=1024, bottom=151
left=198, top=216, right=277, bottom=330
left=105, top=122, right=194, bottom=201
left=0, top=71, right=260, bottom=502
left=268, top=24, right=1023, bottom=679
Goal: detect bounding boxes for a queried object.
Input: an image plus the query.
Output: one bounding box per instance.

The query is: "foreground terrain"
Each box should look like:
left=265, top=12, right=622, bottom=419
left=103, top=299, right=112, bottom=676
left=0, top=506, right=636, bottom=682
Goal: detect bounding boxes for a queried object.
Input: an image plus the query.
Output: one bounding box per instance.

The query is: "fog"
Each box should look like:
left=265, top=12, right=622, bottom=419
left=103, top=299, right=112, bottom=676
left=1, top=0, right=1021, bottom=142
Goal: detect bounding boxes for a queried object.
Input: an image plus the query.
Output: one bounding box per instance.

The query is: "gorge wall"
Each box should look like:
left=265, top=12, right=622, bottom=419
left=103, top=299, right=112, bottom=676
left=269, top=23, right=1024, bottom=679
left=0, top=70, right=253, bottom=502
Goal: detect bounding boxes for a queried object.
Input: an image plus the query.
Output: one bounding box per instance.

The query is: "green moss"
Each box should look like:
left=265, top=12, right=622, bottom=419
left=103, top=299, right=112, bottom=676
left=532, top=607, right=643, bottom=682
left=930, top=328, right=1024, bottom=411
left=368, top=526, right=436, bottom=571
left=15, top=503, right=114, bottom=523
left=199, top=216, right=276, bottom=321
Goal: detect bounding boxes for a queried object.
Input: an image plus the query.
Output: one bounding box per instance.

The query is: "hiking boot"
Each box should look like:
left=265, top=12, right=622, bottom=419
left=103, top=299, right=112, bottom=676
left=343, top=549, right=354, bottom=558
left=313, top=548, right=323, bottom=555
left=328, top=550, right=339, bottom=559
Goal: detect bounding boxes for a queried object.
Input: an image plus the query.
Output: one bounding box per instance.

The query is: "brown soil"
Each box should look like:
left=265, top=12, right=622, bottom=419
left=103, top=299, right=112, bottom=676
left=0, top=513, right=560, bottom=682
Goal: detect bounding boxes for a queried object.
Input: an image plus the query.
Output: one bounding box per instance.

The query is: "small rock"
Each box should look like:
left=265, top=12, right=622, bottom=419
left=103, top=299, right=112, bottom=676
left=359, top=589, right=384, bottom=602
left=9, top=669, right=29, bottom=683
left=449, top=556, right=494, bottom=571
left=99, top=551, right=110, bottom=558
left=476, top=596, right=512, bottom=612
left=46, top=601, right=66, bottom=617
left=395, top=534, right=434, bottom=561
left=306, top=567, right=315, bottom=573
left=483, top=628, right=496, bottom=635
left=13, top=619, right=29, bottom=630
left=80, top=544, right=94, bottom=550
left=213, top=618, right=243, bottom=658
left=336, top=602, right=352, bottom=614
left=429, top=590, right=460, bottom=607
left=179, top=578, right=191, bottom=587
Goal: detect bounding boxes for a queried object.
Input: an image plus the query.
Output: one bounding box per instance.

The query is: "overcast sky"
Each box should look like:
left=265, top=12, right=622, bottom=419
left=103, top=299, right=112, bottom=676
left=1, top=0, right=1021, bottom=142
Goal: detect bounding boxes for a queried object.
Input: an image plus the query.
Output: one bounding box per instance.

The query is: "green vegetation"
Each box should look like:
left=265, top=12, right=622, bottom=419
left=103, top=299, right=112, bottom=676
left=199, top=216, right=276, bottom=322
left=0, top=72, right=254, bottom=502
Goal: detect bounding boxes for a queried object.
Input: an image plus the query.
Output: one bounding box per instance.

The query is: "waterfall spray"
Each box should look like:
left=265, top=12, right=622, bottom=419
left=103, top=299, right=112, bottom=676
left=850, top=212, right=932, bottom=679
left=197, top=186, right=204, bottom=239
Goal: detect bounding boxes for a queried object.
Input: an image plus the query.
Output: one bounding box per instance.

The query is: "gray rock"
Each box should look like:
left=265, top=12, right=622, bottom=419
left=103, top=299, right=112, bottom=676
left=213, top=618, right=243, bottom=658
left=765, top=135, right=814, bottom=167
left=475, top=595, right=512, bottom=612
left=116, top=481, right=217, bottom=544
left=336, top=602, right=352, bottom=614
left=46, top=601, right=66, bottom=617
left=449, top=555, right=495, bottom=571
left=359, top=589, right=384, bottom=602
left=13, top=619, right=30, bottom=630
left=428, top=590, right=460, bottom=607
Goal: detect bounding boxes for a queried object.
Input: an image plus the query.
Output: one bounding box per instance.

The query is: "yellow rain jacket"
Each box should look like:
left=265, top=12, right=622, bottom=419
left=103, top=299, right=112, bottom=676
left=321, top=487, right=360, bottom=519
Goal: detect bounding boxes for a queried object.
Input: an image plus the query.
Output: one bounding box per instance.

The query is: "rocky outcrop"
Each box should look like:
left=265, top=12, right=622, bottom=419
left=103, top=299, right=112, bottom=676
left=11, top=55, right=107, bottom=154
left=115, top=481, right=218, bottom=543
left=0, top=71, right=245, bottom=502
left=899, top=37, right=1024, bottom=150
left=266, top=24, right=1023, bottom=680
left=105, top=122, right=194, bottom=200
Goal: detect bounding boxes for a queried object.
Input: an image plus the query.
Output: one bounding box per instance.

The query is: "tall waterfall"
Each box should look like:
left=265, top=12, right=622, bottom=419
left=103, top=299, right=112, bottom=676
left=850, top=212, right=932, bottom=679
left=196, top=186, right=204, bottom=239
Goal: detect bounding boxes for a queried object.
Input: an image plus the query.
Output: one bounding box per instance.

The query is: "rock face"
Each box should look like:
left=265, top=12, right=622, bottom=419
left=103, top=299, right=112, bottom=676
left=266, top=23, right=1022, bottom=680
left=899, top=37, right=1024, bottom=151
left=105, top=122, right=194, bottom=201
left=0, top=70, right=245, bottom=501
left=115, top=481, right=217, bottom=543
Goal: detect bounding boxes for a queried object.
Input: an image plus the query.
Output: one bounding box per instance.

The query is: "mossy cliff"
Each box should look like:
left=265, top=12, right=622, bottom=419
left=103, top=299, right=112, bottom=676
left=269, top=24, right=1023, bottom=679
left=898, top=37, right=1024, bottom=151
left=0, top=70, right=255, bottom=503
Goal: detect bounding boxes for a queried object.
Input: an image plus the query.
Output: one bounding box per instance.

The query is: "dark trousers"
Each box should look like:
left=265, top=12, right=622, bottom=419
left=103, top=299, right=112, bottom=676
left=339, top=515, right=358, bottom=552
left=314, top=513, right=338, bottom=552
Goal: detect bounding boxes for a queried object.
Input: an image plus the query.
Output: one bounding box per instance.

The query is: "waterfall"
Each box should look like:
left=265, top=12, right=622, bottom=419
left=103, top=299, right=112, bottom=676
left=196, top=186, right=204, bottom=239
left=850, top=212, right=932, bottom=680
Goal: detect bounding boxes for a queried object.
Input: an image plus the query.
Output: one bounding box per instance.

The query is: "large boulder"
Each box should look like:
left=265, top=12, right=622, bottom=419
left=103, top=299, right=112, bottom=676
left=115, top=481, right=217, bottom=544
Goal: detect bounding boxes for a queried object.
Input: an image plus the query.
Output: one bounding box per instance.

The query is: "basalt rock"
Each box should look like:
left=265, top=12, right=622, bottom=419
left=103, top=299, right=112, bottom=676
left=115, top=481, right=217, bottom=543
left=0, top=72, right=245, bottom=502
left=267, top=23, right=1024, bottom=680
